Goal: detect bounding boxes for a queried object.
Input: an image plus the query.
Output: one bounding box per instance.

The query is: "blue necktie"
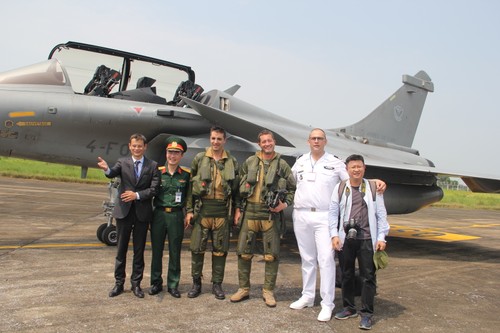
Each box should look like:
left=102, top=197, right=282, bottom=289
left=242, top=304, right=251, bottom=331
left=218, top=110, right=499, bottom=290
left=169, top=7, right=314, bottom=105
left=134, top=160, right=141, bottom=179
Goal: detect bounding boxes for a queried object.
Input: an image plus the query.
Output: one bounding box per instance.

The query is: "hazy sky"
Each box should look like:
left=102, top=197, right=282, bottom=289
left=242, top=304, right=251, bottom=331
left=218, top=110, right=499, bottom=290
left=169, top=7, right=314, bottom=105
left=1, top=0, right=499, bottom=177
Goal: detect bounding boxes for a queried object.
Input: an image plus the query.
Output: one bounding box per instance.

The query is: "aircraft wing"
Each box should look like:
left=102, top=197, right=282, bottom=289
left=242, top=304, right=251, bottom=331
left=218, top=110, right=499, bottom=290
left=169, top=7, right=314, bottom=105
left=349, top=154, right=500, bottom=193
left=183, top=95, right=500, bottom=194
left=181, top=96, right=297, bottom=147
left=423, top=166, right=500, bottom=193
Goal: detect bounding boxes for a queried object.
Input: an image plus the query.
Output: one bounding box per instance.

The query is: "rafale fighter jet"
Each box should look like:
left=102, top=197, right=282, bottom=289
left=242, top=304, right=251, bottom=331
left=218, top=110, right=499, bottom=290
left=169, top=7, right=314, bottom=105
left=1, top=41, right=499, bottom=245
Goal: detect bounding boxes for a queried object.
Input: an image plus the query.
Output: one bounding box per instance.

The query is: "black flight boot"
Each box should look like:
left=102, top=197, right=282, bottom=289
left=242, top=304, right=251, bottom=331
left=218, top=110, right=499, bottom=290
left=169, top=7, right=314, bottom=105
left=212, top=282, right=225, bottom=300
left=187, top=277, right=202, bottom=298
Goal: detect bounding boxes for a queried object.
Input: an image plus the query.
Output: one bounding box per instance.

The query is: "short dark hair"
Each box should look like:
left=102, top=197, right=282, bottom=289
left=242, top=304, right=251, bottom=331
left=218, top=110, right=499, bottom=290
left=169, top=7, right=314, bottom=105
left=129, top=133, right=147, bottom=144
left=257, top=129, right=274, bottom=143
left=345, top=154, right=365, bottom=165
left=210, top=126, right=226, bottom=139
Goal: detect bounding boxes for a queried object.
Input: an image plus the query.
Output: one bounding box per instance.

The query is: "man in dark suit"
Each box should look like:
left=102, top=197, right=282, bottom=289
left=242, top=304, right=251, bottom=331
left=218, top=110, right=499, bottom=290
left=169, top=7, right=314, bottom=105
left=97, top=133, right=160, bottom=298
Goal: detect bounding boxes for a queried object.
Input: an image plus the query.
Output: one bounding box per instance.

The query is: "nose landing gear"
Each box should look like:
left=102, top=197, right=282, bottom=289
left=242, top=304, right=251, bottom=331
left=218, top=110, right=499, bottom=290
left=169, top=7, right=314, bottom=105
left=96, top=179, right=119, bottom=246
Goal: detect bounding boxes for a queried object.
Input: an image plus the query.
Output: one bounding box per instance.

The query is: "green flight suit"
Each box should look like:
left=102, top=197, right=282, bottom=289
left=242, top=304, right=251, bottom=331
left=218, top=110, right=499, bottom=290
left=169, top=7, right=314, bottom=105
left=186, top=147, right=239, bottom=283
left=237, top=151, right=295, bottom=291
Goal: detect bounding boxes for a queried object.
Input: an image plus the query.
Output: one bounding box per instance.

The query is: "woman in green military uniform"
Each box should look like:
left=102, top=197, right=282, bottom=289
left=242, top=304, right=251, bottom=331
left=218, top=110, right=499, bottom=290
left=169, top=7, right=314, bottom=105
left=149, top=137, right=190, bottom=298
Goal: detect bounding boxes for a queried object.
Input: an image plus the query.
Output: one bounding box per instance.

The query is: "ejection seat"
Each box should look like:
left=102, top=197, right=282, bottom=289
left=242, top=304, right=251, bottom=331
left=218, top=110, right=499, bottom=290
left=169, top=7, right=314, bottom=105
left=84, top=65, right=122, bottom=97
left=167, top=79, right=204, bottom=106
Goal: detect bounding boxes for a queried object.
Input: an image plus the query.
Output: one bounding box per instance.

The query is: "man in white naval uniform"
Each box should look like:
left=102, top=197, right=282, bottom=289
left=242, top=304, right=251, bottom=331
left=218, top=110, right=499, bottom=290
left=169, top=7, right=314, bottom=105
left=290, top=128, right=385, bottom=322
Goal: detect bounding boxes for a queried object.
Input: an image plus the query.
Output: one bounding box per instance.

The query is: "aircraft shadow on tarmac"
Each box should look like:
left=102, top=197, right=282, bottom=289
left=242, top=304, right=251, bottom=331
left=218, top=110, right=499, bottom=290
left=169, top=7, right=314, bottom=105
left=387, top=237, right=500, bottom=263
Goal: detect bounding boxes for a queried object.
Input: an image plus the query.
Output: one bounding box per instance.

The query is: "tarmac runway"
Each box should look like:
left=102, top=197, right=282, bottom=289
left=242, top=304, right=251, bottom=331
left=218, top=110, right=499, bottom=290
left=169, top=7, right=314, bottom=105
left=0, top=176, right=499, bottom=332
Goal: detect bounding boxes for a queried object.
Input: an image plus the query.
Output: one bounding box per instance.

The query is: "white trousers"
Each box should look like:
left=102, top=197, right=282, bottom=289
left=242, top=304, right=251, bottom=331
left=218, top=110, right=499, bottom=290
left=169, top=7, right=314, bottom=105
left=292, top=209, right=336, bottom=309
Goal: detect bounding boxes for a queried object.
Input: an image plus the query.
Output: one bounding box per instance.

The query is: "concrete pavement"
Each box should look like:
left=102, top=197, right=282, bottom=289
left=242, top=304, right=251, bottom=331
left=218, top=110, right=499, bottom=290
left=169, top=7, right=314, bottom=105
left=0, top=177, right=499, bottom=332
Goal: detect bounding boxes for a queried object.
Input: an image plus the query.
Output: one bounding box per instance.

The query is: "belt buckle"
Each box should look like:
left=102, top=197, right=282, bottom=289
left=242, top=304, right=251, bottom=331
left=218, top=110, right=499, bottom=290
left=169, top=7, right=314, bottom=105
left=311, top=208, right=316, bottom=212
left=165, top=207, right=173, bottom=213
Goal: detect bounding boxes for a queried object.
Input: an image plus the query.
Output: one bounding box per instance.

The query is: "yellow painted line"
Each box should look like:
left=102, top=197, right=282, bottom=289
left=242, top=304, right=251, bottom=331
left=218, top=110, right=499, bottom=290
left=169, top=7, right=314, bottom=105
left=8, top=111, right=35, bottom=118
left=390, top=224, right=480, bottom=242
left=1, top=237, right=238, bottom=250
left=0, top=243, right=106, bottom=250
left=464, top=224, right=500, bottom=228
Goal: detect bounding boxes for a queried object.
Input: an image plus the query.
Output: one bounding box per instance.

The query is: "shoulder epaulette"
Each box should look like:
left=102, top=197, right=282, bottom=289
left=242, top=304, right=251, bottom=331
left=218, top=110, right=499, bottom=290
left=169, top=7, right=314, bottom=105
left=158, top=166, right=167, bottom=174
left=180, top=166, right=191, bottom=174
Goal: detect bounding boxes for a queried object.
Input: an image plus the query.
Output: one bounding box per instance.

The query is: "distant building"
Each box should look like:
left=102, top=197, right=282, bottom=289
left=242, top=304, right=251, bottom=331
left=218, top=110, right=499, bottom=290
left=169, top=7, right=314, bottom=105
left=437, top=177, right=469, bottom=191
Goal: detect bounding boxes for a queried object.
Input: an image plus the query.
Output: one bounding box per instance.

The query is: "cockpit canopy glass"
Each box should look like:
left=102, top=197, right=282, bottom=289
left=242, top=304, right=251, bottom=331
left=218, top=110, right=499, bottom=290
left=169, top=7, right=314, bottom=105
left=51, top=46, right=190, bottom=100
left=0, top=59, right=68, bottom=86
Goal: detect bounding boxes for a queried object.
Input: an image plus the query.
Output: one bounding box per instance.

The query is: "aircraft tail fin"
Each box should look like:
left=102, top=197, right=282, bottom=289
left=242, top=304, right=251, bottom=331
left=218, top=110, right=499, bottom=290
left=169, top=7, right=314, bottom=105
left=334, top=71, right=434, bottom=148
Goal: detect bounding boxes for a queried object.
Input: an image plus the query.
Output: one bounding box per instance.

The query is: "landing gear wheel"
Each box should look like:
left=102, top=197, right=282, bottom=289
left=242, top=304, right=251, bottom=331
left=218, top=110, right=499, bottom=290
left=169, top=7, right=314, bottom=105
left=96, top=223, right=108, bottom=242
left=102, top=225, right=117, bottom=246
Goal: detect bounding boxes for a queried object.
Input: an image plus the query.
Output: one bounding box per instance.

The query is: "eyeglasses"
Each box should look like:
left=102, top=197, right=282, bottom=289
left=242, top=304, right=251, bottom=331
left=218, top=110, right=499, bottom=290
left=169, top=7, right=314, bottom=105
left=309, top=137, right=325, bottom=141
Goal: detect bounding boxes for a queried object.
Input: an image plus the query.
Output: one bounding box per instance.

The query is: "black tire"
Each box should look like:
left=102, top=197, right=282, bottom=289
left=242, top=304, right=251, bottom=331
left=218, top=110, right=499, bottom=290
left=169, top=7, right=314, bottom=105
left=96, top=223, right=108, bottom=242
left=102, top=225, right=117, bottom=246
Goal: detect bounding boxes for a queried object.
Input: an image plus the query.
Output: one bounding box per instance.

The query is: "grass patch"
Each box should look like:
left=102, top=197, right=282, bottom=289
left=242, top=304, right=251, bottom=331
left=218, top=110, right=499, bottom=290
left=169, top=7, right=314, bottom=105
left=1, top=157, right=499, bottom=210
left=431, top=189, right=500, bottom=210
left=0, top=157, right=108, bottom=184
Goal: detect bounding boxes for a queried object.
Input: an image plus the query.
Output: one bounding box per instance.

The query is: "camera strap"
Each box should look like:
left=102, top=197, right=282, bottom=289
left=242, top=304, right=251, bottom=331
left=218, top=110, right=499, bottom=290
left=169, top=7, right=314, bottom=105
left=337, top=181, right=350, bottom=231
left=338, top=179, right=376, bottom=202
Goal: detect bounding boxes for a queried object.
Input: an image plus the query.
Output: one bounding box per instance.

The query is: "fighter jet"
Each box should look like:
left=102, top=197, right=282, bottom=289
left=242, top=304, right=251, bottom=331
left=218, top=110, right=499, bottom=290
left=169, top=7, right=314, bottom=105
left=1, top=41, right=499, bottom=245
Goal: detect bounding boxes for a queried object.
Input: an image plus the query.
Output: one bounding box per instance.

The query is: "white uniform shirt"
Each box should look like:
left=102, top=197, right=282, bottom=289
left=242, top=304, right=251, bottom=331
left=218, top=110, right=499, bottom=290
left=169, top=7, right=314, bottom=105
left=292, top=152, right=348, bottom=211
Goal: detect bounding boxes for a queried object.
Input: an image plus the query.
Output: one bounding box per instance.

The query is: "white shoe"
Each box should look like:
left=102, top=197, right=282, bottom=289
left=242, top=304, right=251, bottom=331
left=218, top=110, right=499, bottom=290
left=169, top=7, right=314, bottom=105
left=317, top=307, right=333, bottom=322
left=289, top=297, right=314, bottom=309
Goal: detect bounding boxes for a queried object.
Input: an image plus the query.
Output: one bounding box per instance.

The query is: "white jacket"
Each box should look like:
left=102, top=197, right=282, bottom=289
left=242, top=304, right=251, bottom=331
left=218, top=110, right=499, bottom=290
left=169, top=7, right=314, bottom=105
left=328, top=178, right=390, bottom=251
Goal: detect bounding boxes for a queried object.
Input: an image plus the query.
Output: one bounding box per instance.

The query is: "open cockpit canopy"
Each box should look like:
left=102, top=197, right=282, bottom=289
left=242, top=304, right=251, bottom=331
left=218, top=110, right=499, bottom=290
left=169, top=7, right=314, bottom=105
left=48, top=41, right=199, bottom=104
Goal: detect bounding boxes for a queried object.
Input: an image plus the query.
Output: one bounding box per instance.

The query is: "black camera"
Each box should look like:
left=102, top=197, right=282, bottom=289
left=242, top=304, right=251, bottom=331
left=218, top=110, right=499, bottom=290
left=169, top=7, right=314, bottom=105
left=265, top=189, right=287, bottom=209
left=344, top=219, right=359, bottom=240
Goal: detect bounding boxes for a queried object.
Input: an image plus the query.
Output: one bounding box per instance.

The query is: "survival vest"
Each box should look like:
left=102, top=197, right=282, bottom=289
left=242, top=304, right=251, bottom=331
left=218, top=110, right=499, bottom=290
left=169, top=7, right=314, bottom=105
left=239, top=154, right=287, bottom=200
left=191, top=151, right=236, bottom=199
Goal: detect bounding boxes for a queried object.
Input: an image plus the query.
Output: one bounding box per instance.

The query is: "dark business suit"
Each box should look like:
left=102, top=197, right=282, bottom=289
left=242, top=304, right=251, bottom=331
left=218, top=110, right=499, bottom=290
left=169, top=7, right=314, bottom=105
left=106, top=156, right=160, bottom=287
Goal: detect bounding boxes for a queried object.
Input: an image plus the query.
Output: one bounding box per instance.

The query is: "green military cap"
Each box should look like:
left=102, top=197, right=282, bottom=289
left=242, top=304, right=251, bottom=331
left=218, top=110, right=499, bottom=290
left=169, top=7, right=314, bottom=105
left=165, top=136, right=187, bottom=152
left=373, top=250, right=389, bottom=270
